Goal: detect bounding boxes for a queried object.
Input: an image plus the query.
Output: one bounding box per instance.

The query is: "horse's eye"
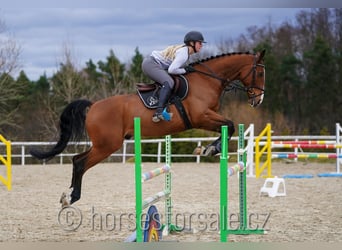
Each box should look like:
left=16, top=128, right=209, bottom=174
left=258, top=72, right=264, bottom=77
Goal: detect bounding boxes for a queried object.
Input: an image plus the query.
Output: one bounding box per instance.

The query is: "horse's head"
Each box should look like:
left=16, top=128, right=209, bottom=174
left=239, top=50, right=266, bottom=107
left=189, top=50, right=266, bottom=108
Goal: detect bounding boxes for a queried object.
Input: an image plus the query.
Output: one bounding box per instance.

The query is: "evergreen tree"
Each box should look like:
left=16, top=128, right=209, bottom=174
left=278, top=54, right=303, bottom=131
left=127, top=47, right=150, bottom=85
left=34, top=73, right=50, bottom=94
left=97, top=49, right=126, bottom=95
left=302, top=37, right=337, bottom=132
left=253, top=42, right=281, bottom=115
left=16, top=70, right=31, bottom=100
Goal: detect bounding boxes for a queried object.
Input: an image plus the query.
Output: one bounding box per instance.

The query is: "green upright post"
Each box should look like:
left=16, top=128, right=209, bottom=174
left=238, top=124, right=248, bottom=230
left=163, top=135, right=182, bottom=234
left=134, top=117, right=143, bottom=242
left=220, top=125, right=228, bottom=242
left=164, top=135, right=172, bottom=234
left=226, top=123, right=264, bottom=236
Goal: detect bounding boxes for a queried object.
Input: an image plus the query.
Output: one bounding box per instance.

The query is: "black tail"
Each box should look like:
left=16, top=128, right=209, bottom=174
left=30, top=99, right=93, bottom=161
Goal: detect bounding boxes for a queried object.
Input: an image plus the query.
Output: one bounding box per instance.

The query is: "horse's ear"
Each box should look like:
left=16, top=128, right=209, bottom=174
left=257, top=49, right=266, bottom=63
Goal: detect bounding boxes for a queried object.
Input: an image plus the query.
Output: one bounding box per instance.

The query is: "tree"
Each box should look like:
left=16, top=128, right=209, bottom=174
left=97, top=49, right=126, bottom=96
left=50, top=44, right=84, bottom=104
left=278, top=54, right=303, bottom=131
left=84, top=59, right=102, bottom=83
left=33, top=73, right=50, bottom=95
left=81, top=59, right=106, bottom=100
left=0, top=18, right=22, bottom=135
left=33, top=44, right=91, bottom=139
left=126, top=47, right=150, bottom=88
left=0, top=74, right=20, bottom=128
left=302, top=37, right=338, bottom=133
left=254, top=41, right=282, bottom=114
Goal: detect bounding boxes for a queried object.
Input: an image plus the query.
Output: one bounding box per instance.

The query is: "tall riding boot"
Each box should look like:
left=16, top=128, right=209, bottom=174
left=152, top=83, right=172, bottom=122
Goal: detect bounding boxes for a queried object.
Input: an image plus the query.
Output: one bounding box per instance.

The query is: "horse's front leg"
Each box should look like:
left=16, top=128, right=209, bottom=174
left=193, top=110, right=235, bottom=156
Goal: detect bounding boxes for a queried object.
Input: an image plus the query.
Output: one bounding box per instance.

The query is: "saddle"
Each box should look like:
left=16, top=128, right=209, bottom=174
left=136, top=75, right=189, bottom=109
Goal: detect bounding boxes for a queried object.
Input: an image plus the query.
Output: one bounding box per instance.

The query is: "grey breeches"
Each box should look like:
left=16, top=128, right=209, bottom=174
left=142, top=56, right=175, bottom=88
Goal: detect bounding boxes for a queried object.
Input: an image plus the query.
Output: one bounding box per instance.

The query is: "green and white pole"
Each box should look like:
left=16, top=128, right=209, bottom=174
left=134, top=117, right=143, bottom=242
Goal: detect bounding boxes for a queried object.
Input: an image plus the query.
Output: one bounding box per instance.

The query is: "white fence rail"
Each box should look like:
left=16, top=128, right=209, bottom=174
left=2, top=136, right=234, bottom=165
left=1, top=134, right=339, bottom=166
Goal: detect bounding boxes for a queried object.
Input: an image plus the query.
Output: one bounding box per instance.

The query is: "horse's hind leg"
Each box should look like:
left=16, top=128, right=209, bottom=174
left=60, top=146, right=115, bottom=206
left=60, top=150, right=90, bottom=206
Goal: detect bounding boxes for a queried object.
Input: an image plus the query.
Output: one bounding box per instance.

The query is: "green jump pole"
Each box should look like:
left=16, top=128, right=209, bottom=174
left=220, top=125, right=228, bottom=242
left=239, top=124, right=247, bottom=230
left=164, top=135, right=182, bottom=234
left=220, top=124, right=264, bottom=242
left=164, top=135, right=172, bottom=234
left=226, top=124, right=265, bottom=236
left=134, top=117, right=143, bottom=242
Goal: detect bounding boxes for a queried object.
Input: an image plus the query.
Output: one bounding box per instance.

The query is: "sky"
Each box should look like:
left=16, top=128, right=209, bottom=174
left=0, top=5, right=339, bottom=81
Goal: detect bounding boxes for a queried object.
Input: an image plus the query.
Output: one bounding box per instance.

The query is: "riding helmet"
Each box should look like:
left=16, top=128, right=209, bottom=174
left=184, top=31, right=206, bottom=44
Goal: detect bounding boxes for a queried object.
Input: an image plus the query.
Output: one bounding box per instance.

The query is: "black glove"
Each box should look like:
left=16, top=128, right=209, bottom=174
left=184, top=65, right=195, bottom=73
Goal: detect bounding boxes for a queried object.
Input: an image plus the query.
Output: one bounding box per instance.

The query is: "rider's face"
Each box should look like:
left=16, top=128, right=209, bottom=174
left=194, top=41, right=203, bottom=52
left=189, top=41, right=203, bottom=54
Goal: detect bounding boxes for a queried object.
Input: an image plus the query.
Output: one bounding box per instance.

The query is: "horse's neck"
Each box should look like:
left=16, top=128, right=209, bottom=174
left=208, top=55, right=252, bottom=80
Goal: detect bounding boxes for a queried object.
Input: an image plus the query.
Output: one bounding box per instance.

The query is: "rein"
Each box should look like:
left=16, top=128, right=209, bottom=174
left=193, top=62, right=231, bottom=87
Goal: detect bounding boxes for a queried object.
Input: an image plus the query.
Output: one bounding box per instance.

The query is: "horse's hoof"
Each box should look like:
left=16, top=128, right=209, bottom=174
left=193, top=146, right=205, bottom=155
left=202, top=146, right=217, bottom=156
left=60, top=192, right=70, bottom=207
left=193, top=146, right=218, bottom=156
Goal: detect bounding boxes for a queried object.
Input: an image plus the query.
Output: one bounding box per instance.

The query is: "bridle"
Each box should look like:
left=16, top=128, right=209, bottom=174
left=192, top=54, right=265, bottom=103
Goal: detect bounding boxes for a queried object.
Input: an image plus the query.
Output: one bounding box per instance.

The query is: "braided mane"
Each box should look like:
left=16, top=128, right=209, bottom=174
left=191, top=51, right=253, bottom=66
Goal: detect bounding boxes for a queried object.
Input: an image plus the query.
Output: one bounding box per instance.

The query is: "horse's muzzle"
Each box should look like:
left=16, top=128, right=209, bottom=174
left=249, top=93, right=264, bottom=107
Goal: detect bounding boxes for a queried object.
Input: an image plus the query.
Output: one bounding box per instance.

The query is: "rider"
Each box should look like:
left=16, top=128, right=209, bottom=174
left=142, top=30, right=205, bottom=122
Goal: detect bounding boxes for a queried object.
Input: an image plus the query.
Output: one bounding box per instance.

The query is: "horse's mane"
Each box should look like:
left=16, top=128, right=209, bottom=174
left=191, top=51, right=253, bottom=66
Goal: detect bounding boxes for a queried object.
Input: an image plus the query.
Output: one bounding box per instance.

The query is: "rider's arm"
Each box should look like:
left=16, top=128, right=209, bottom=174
left=168, top=47, right=189, bottom=75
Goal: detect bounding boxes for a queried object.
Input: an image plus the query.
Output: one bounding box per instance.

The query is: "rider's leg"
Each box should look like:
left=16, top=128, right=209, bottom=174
left=142, top=56, right=175, bottom=122
left=152, top=82, right=172, bottom=122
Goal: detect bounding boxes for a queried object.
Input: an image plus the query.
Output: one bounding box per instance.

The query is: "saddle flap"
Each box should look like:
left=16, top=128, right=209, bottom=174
left=136, top=75, right=189, bottom=109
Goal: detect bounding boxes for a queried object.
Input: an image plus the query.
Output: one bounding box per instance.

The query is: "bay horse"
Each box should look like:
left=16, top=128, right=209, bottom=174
left=30, top=50, right=266, bottom=206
